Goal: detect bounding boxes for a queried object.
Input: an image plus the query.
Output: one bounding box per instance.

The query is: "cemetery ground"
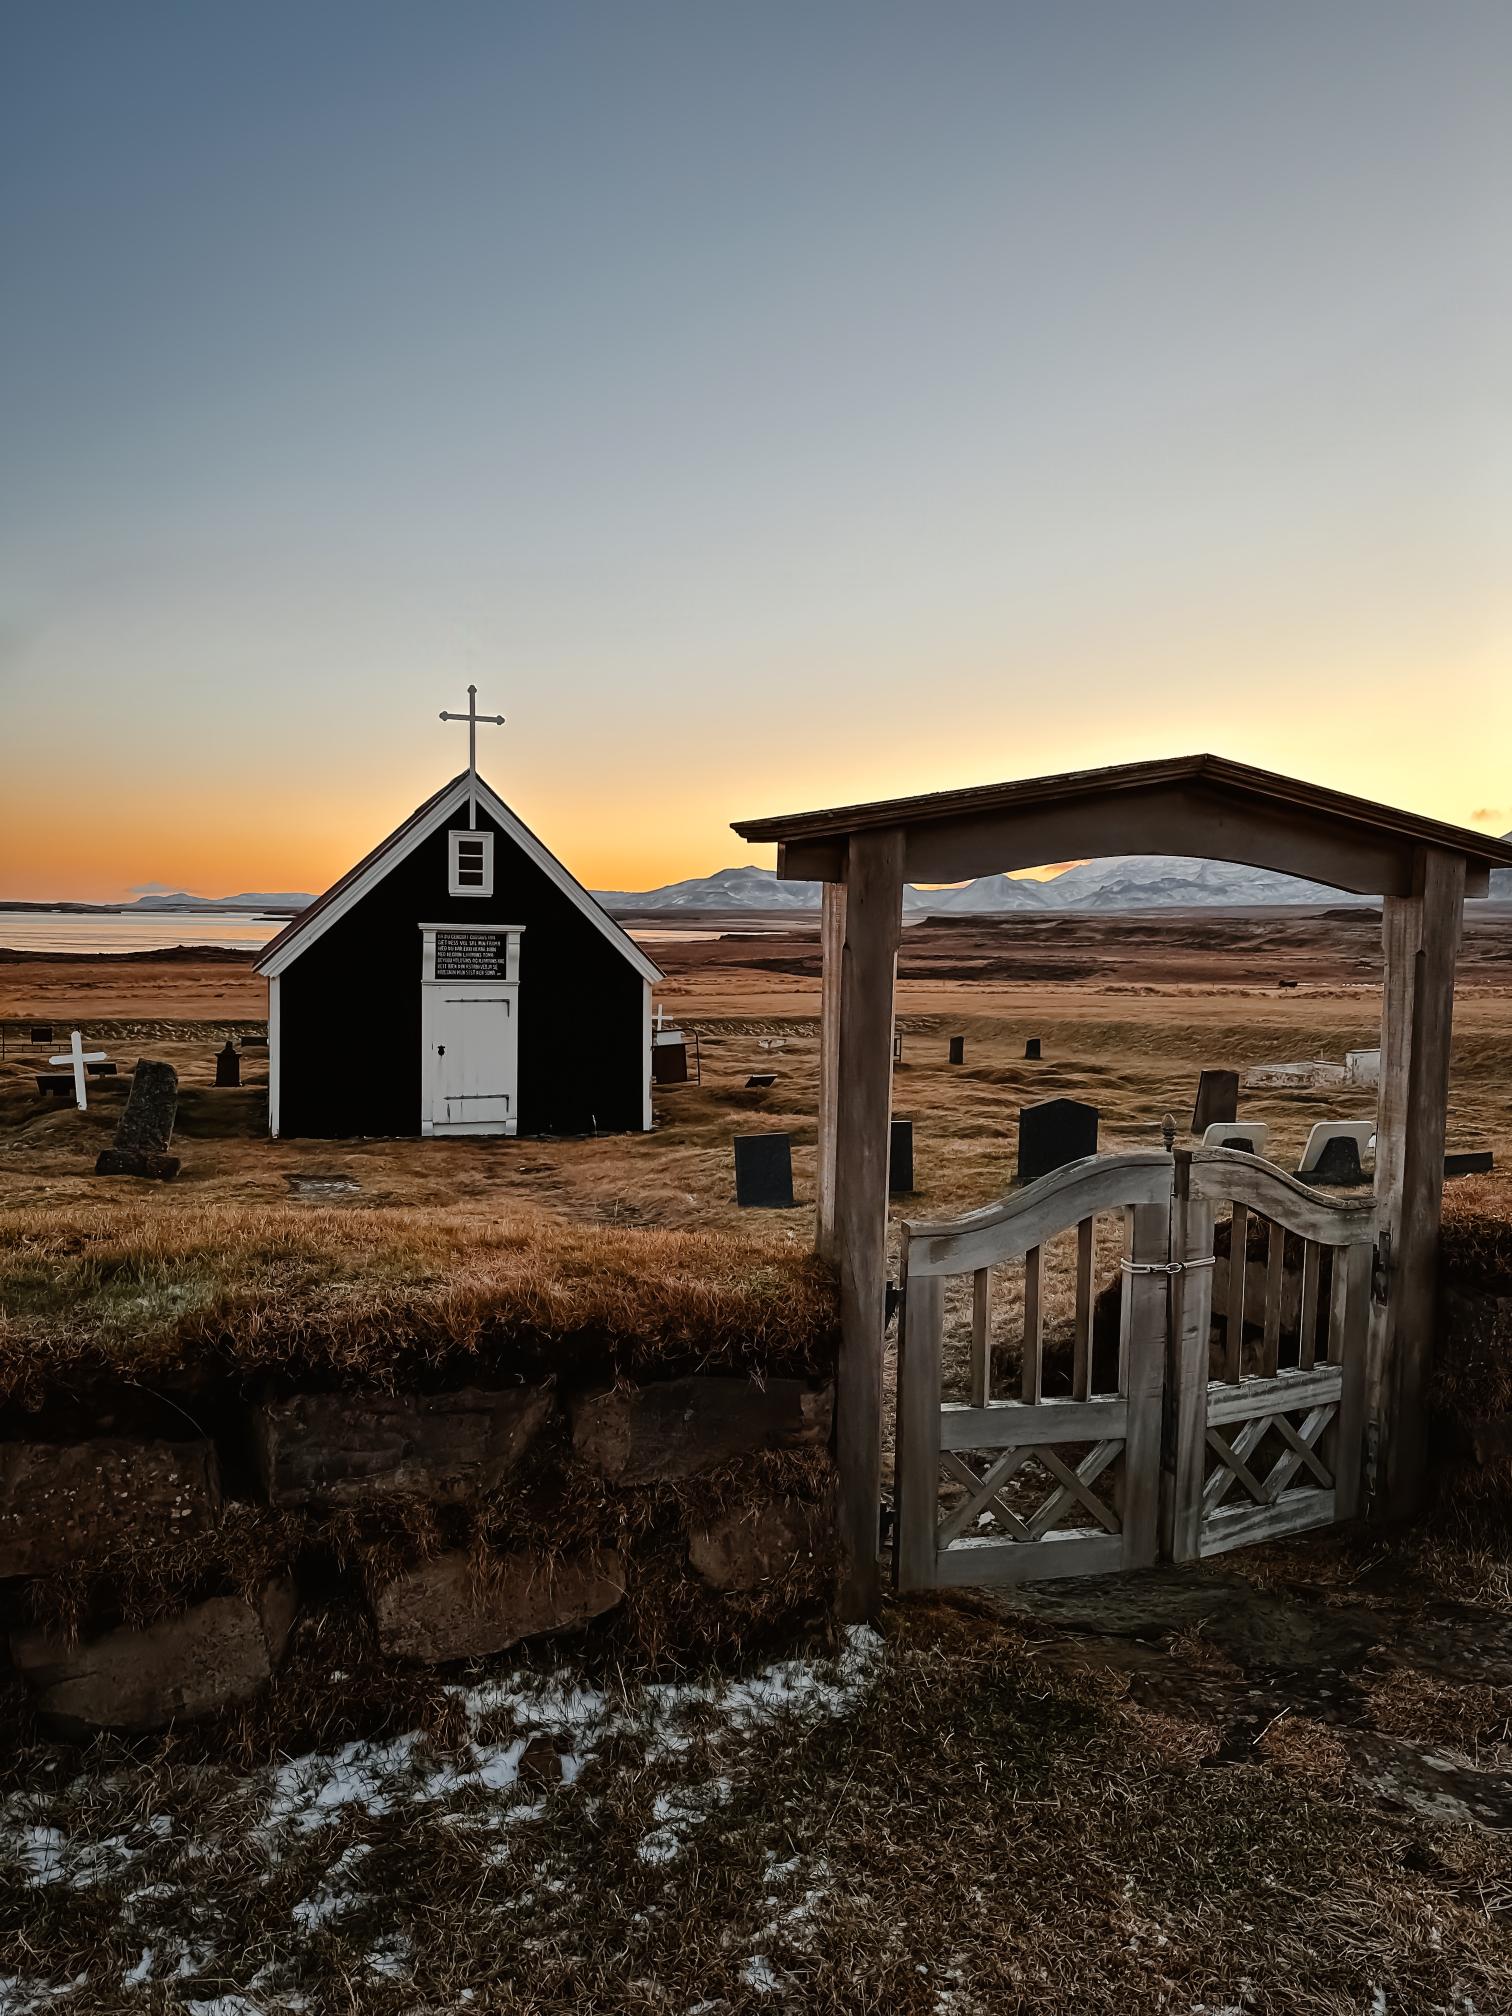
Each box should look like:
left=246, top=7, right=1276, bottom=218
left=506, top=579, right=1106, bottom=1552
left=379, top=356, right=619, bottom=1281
left=4, top=909, right=1512, bottom=2010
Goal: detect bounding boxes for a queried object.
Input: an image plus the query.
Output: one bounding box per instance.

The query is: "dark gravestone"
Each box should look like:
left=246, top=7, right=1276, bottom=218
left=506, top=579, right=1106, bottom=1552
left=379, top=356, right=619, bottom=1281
left=652, top=1041, right=688, bottom=1086
left=1445, top=1150, right=1495, bottom=1179
left=1191, top=1069, right=1240, bottom=1136
left=889, top=1118, right=915, bottom=1196
left=1308, top=1136, right=1363, bottom=1186
left=745, top=1073, right=777, bottom=1089
left=36, top=1075, right=73, bottom=1097
left=95, top=1059, right=180, bottom=1180
left=240, top=1037, right=269, bottom=1053
left=1024, top=1038, right=1041, bottom=1060
left=1017, top=1098, right=1099, bottom=1184
left=86, top=1062, right=117, bottom=1077
left=948, top=1036, right=965, bottom=1066
left=734, top=1134, right=794, bottom=1209
left=215, top=1042, right=241, bottom=1088
left=30, top=1026, right=53, bottom=1044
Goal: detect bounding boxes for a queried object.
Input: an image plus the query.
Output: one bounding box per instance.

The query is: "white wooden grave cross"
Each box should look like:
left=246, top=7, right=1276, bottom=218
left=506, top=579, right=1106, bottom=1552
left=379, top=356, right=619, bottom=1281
left=439, top=683, right=506, bottom=829
left=50, top=1029, right=107, bottom=1111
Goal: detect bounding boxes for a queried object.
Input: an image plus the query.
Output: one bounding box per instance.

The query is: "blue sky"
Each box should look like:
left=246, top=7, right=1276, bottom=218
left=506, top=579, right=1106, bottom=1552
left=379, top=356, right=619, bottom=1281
left=2, top=1, right=1508, bottom=897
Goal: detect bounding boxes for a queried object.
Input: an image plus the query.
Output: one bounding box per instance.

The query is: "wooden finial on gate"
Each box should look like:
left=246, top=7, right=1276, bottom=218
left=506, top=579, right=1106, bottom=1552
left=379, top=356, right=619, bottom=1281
left=1161, top=1111, right=1177, bottom=1153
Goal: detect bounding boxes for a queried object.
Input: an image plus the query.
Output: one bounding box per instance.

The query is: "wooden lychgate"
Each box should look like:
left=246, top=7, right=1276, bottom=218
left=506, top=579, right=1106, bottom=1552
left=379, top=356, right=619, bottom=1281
left=733, top=753, right=1512, bottom=1617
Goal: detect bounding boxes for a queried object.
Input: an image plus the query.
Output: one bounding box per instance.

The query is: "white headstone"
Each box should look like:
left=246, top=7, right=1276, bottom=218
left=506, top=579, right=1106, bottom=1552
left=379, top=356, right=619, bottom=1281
left=1297, top=1120, right=1375, bottom=1176
left=1201, top=1121, right=1271, bottom=1156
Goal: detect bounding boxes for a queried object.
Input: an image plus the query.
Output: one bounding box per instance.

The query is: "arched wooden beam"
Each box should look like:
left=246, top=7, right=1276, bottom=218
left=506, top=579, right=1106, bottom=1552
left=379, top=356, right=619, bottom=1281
left=735, top=754, right=1510, bottom=897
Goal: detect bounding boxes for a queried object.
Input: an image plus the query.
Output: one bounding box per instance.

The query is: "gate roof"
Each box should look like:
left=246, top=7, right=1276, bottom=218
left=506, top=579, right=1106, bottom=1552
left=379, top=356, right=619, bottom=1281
left=732, top=752, right=1512, bottom=897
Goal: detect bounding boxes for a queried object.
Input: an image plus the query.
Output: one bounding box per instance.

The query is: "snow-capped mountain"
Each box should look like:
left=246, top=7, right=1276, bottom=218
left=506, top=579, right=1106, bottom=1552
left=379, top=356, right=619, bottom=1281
left=918, top=873, right=1050, bottom=912
left=595, top=855, right=1382, bottom=913
left=1036, top=855, right=1371, bottom=909
left=594, top=866, right=830, bottom=912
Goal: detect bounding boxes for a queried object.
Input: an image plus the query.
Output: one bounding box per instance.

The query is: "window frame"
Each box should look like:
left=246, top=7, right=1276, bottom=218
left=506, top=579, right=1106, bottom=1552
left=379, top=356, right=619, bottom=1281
left=448, top=828, right=495, bottom=898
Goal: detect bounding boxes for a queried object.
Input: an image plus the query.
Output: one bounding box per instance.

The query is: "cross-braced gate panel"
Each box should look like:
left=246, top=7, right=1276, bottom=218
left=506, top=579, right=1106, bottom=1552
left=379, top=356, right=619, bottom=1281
left=1168, top=1150, right=1375, bottom=1560
left=895, top=1153, right=1170, bottom=1589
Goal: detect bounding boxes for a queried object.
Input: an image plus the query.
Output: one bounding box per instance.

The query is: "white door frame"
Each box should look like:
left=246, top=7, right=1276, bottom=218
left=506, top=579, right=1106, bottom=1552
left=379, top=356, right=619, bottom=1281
left=419, top=922, right=523, bottom=1137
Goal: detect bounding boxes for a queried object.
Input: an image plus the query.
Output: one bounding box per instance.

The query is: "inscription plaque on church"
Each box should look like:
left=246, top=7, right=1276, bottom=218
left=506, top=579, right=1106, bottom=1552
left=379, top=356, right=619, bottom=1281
left=435, top=932, right=508, bottom=980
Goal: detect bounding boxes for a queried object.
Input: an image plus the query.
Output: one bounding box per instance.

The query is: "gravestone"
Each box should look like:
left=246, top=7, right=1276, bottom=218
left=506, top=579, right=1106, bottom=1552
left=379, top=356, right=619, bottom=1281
left=652, top=1037, right=689, bottom=1085
left=889, top=1118, right=914, bottom=1196
left=215, top=1042, right=241, bottom=1087
left=29, top=1026, right=53, bottom=1044
left=1024, top=1037, right=1041, bottom=1060
left=1309, top=1136, right=1363, bottom=1185
left=240, top=1037, right=269, bottom=1053
left=36, top=1075, right=73, bottom=1097
left=1202, top=1121, right=1269, bottom=1157
left=1297, top=1121, right=1373, bottom=1185
left=1017, top=1098, right=1099, bottom=1184
left=745, top=1072, right=777, bottom=1088
left=1191, top=1069, right=1240, bottom=1136
left=948, top=1036, right=965, bottom=1065
left=1445, top=1150, right=1494, bottom=1179
left=86, top=1062, right=117, bottom=1077
left=95, top=1059, right=180, bottom=1180
left=734, top=1134, right=794, bottom=1209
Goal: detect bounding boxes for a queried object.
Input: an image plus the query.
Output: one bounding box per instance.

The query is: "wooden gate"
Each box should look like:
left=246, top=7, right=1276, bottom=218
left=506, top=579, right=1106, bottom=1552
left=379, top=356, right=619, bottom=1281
left=894, top=1147, right=1376, bottom=1590
left=1168, top=1148, right=1374, bottom=1560
left=895, top=1152, right=1172, bottom=1589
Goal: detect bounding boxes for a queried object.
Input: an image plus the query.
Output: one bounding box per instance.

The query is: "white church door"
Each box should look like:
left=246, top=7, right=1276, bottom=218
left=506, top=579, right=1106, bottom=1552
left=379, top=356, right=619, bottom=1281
left=419, top=925, right=523, bottom=1137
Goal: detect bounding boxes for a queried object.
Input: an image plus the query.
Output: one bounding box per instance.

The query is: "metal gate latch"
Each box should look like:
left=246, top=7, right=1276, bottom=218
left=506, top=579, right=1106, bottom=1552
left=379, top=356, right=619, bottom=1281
left=1119, top=1257, right=1217, bottom=1276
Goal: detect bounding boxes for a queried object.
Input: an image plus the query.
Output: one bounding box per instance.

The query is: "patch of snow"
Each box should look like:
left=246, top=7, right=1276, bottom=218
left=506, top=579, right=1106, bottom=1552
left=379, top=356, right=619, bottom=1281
left=121, top=1949, right=154, bottom=1988
left=741, top=1954, right=782, bottom=1994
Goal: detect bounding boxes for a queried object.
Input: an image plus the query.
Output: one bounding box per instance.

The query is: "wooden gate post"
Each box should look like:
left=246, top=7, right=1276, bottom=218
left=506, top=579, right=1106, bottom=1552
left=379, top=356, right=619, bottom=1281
left=815, top=881, right=847, bottom=1261
left=1372, top=845, right=1465, bottom=1515
left=1166, top=1150, right=1216, bottom=1562
left=830, top=828, right=904, bottom=1622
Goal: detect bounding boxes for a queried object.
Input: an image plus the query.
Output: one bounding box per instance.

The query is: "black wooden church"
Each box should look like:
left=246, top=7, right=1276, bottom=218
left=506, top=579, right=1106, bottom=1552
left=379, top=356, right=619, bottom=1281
left=255, top=691, right=661, bottom=1139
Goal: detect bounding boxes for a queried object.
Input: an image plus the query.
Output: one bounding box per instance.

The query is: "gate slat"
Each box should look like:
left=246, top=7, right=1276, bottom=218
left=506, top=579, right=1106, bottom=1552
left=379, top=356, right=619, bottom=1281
left=1224, top=1204, right=1248, bottom=1381
left=1299, top=1240, right=1321, bottom=1370
left=969, top=1268, right=991, bottom=1407
left=1022, top=1247, right=1044, bottom=1403
left=1073, top=1216, right=1094, bottom=1400
left=1261, top=1221, right=1284, bottom=1376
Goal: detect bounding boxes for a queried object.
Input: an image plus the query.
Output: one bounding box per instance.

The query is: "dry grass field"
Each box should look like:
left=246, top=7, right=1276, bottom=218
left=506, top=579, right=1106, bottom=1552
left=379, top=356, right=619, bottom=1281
left=4, top=908, right=1512, bottom=2011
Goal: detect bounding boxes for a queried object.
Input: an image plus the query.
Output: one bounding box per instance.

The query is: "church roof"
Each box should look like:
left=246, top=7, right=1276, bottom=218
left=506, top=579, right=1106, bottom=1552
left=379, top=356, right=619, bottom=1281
left=255, top=771, right=662, bottom=984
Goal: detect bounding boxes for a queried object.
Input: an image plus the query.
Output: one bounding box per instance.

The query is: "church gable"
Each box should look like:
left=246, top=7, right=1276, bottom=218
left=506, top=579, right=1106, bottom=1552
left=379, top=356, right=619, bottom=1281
left=256, top=772, right=659, bottom=987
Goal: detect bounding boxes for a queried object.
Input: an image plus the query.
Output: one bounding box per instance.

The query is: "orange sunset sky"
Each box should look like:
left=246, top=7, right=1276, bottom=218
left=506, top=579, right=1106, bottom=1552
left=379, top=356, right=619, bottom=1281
left=3, top=4, right=1508, bottom=904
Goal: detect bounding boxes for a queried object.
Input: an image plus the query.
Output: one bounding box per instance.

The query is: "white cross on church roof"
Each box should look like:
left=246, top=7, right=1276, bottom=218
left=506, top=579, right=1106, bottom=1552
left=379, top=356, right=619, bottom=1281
left=439, top=684, right=505, bottom=829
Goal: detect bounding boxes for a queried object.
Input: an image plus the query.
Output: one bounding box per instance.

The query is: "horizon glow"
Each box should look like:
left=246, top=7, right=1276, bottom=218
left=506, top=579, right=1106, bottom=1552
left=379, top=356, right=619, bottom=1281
left=3, top=3, right=1508, bottom=903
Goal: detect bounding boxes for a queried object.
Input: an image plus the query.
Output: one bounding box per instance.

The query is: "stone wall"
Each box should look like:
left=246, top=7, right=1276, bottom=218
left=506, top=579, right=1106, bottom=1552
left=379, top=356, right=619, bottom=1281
left=0, top=1366, right=836, bottom=1737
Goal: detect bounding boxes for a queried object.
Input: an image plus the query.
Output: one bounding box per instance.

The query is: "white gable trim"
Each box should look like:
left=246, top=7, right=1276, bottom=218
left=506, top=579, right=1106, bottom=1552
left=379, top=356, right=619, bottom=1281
left=255, top=775, right=662, bottom=985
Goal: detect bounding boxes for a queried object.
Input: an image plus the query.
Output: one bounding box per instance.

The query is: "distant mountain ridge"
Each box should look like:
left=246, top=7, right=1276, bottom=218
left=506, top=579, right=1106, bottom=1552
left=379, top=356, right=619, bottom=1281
left=129, top=891, right=314, bottom=911
left=594, top=857, right=1387, bottom=914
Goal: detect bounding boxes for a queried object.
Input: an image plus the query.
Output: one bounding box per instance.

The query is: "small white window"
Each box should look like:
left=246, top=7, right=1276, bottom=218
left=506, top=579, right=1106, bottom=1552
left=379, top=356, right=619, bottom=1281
left=448, top=829, right=494, bottom=898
